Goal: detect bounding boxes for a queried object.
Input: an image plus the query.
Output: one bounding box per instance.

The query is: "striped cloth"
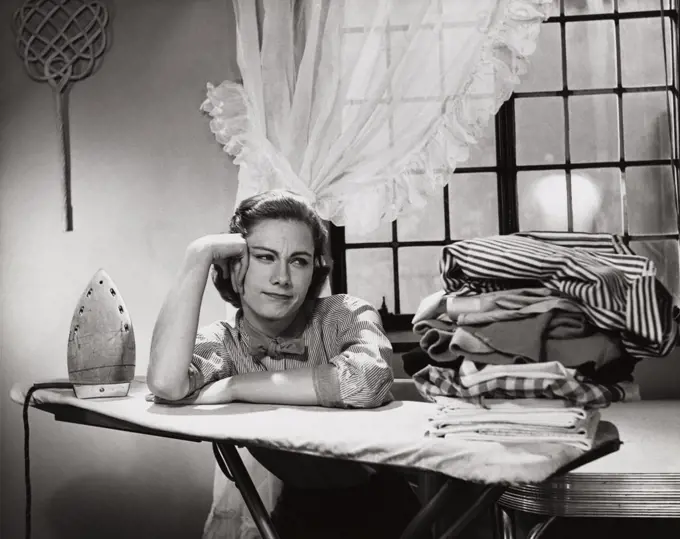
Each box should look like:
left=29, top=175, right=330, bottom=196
left=412, top=360, right=638, bottom=409
left=186, top=294, right=394, bottom=409
left=438, top=232, right=679, bottom=360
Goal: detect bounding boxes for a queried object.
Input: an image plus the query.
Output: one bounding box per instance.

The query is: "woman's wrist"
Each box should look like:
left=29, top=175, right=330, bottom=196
left=185, top=238, right=214, bottom=268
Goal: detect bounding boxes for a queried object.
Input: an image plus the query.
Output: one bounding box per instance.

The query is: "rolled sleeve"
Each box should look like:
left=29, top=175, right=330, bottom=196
left=315, top=299, right=394, bottom=409
left=312, top=363, right=342, bottom=407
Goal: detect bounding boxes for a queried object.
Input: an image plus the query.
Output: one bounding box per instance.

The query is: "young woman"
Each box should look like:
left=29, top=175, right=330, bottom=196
left=147, top=189, right=421, bottom=538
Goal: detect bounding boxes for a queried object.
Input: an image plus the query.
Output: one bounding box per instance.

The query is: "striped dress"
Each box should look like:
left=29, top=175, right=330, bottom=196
left=186, top=294, right=395, bottom=408
left=438, top=231, right=679, bottom=360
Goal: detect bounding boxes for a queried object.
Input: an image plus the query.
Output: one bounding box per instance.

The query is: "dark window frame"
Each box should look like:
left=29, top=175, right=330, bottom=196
left=330, top=4, right=680, bottom=333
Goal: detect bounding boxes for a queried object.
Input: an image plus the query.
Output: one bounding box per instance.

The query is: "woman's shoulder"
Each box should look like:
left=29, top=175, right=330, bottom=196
left=309, top=294, right=378, bottom=318
left=196, top=319, right=238, bottom=343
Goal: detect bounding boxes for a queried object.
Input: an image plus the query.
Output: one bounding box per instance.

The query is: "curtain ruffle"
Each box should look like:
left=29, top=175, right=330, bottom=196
left=201, top=0, right=552, bottom=233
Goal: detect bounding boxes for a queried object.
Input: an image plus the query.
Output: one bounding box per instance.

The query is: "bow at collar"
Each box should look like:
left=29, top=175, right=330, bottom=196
left=239, top=308, right=309, bottom=361
left=247, top=335, right=306, bottom=360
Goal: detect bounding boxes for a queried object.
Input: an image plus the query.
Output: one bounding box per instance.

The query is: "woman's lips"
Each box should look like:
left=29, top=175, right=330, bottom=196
left=264, top=292, right=292, bottom=300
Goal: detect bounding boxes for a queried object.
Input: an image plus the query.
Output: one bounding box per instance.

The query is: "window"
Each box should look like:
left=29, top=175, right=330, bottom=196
left=330, top=0, right=680, bottom=331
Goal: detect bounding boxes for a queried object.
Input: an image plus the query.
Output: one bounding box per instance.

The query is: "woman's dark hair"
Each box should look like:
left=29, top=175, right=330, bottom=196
left=212, top=189, right=333, bottom=308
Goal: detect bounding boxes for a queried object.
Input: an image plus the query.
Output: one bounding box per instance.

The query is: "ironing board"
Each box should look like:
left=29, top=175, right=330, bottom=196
left=496, top=400, right=680, bottom=539
left=11, top=378, right=622, bottom=539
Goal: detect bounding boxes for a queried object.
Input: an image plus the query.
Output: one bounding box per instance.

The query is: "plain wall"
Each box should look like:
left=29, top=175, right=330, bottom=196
left=1, top=1, right=240, bottom=538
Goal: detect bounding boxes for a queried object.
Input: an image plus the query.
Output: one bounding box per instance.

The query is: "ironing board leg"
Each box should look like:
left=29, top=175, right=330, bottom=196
left=527, top=516, right=557, bottom=539
left=213, top=443, right=505, bottom=539
left=400, top=480, right=507, bottom=539
left=435, top=484, right=507, bottom=539
left=212, top=442, right=281, bottom=539
left=495, top=505, right=516, bottom=539
left=400, top=479, right=462, bottom=539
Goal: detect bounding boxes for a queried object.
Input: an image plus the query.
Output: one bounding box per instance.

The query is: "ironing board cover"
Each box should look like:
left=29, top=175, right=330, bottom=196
left=11, top=378, right=618, bottom=485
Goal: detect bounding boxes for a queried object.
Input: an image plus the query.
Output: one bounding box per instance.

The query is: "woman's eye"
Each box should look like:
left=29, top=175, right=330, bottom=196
left=292, top=258, right=309, bottom=267
left=255, top=254, right=274, bottom=262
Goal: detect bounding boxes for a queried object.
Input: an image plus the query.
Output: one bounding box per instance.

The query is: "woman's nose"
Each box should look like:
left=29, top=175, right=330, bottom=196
left=271, top=261, right=291, bottom=287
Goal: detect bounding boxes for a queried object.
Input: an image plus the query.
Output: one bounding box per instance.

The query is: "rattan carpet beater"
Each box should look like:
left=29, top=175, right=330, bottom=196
left=12, top=0, right=110, bottom=232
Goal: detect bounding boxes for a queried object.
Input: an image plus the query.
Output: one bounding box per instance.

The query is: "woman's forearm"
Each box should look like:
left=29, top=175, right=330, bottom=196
left=231, top=368, right=320, bottom=406
left=147, top=245, right=212, bottom=400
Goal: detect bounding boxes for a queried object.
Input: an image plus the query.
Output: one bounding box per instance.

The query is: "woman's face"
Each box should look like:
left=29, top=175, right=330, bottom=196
left=238, top=219, right=316, bottom=332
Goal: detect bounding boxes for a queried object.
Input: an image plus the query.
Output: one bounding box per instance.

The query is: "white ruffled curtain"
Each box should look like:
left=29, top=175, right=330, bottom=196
left=200, top=0, right=553, bottom=537
left=201, top=0, right=554, bottom=235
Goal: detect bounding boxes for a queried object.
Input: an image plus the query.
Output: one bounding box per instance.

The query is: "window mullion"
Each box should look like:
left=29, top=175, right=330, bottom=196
left=329, top=223, right=347, bottom=294
left=495, top=98, right=519, bottom=234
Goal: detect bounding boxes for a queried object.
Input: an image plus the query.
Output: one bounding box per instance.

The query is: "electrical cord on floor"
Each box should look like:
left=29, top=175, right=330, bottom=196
left=23, top=382, right=75, bottom=539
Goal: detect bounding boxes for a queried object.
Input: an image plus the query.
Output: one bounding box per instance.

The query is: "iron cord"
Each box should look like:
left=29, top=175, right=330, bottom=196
left=23, top=383, right=75, bottom=539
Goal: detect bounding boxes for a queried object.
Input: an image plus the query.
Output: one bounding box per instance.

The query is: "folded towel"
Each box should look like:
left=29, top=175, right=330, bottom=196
left=430, top=414, right=586, bottom=430
left=429, top=396, right=588, bottom=428
left=426, top=410, right=601, bottom=451
left=433, top=396, right=584, bottom=411
left=428, top=414, right=592, bottom=436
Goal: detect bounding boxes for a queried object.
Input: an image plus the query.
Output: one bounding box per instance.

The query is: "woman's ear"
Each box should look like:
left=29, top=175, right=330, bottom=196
left=230, top=258, right=243, bottom=296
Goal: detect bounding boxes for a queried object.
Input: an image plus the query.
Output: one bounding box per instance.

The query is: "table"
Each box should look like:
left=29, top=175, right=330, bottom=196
left=12, top=380, right=622, bottom=539
left=496, top=400, right=680, bottom=539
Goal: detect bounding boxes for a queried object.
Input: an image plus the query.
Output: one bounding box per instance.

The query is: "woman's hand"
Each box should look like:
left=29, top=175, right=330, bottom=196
left=189, top=233, right=249, bottom=294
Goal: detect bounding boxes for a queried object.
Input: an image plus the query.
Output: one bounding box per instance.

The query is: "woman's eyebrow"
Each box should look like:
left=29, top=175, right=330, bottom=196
left=250, top=245, right=313, bottom=258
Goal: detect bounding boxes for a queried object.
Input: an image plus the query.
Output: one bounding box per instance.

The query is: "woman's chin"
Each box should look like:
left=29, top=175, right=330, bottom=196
left=257, top=304, right=296, bottom=321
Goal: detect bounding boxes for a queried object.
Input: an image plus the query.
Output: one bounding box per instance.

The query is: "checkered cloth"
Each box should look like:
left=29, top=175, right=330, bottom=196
left=412, top=360, right=635, bottom=409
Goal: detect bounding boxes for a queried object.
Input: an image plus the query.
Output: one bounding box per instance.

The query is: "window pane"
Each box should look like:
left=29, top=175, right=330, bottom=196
left=398, top=190, right=445, bottom=241
left=398, top=246, right=443, bottom=313
left=626, top=165, right=679, bottom=234
left=576, top=168, right=623, bottom=233
left=623, top=91, right=674, bottom=160
left=516, top=97, right=565, bottom=166
left=569, top=94, right=619, bottom=162
left=518, top=170, right=608, bottom=232
left=518, top=171, right=568, bottom=231
left=566, top=21, right=617, bottom=89
left=345, top=220, right=392, bottom=243
left=621, top=18, right=674, bottom=87
left=346, top=248, right=394, bottom=311
left=448, top=173, right=499, bottom=238
left=549, top=0, right=561, bottom=16
left=618, top=0, right=671, bottom=12
left=459, top=121, right=496, bottom=168
left=673, top=17, right=678, bottom=88
left=517, top=23, right=562, bottom=92
left=565, top=0, right=614, bottom=15
left=629, top=240, right=680, bottom=299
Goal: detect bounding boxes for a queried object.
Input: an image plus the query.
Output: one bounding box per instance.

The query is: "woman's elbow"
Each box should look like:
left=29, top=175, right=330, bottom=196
left=146, top=372, right=188, bottom=401
left=356, top=366, right=394, bottom=409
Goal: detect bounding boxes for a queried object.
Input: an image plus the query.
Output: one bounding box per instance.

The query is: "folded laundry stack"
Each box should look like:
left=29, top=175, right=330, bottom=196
left=426, top=396, right=600, bottom=450
left=406, top=232, right=678, bottom=449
